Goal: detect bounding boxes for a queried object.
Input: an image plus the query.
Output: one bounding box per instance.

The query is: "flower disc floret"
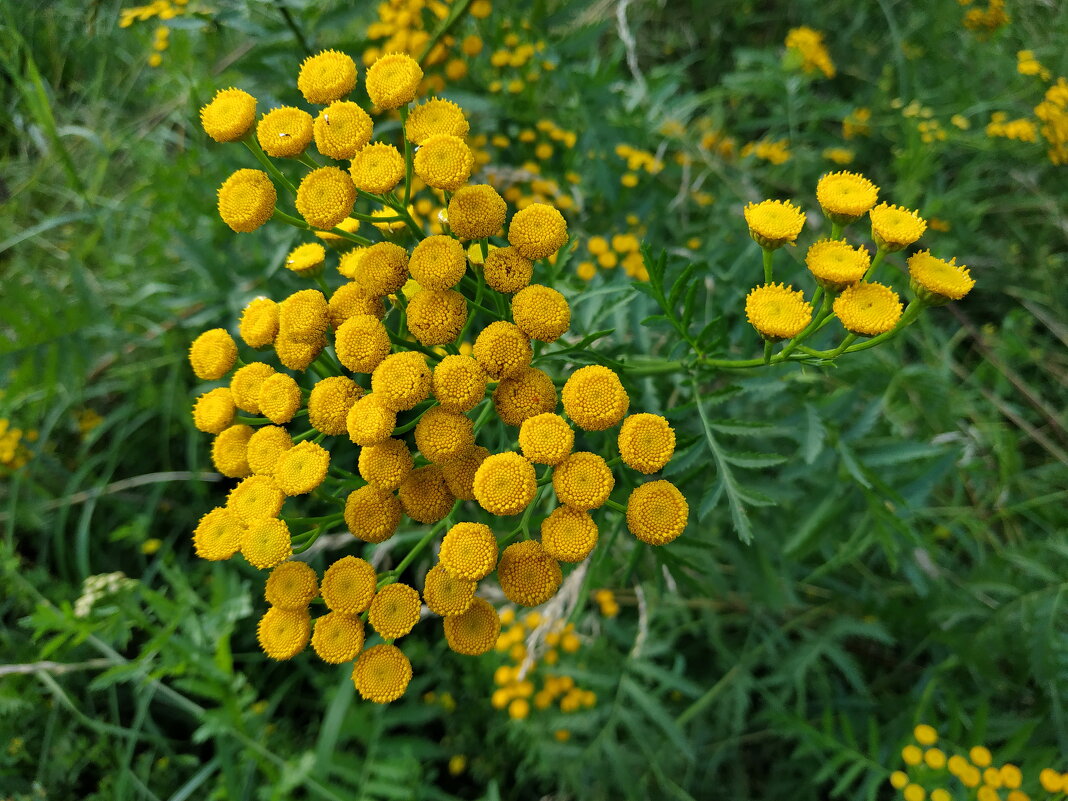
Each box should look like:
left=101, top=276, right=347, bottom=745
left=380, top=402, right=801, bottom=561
left=354, top=241, right=409, bottom=296
left=312, top=612, right=365, bottom=664
left=805, top=239, right=870, bottom=291
left=482, top=247, right=533, bottom=293
left=211, top=424, right=254, bottom=478
left=406, top=289, right=466, bottom=346
left=744, top=283, right=813, bottom=341
left=193, top=507, right=244, bottom=561
left=519, top=413, right=574, bottom=465
left=200, top=87, right=257, bottom=142
left=218, top=169, right=276, bottom=233
left=869, top=203, right=926, bottom=251
left=408, top=235, right=467, bottom=290
left=414, top=134, right=474, bottom=191
left=352, top=644, right=412, bottom=703
left=258, top=374, right=302, bottom=424
left=423, top=564, right=476, bottom=617
left=626, top=480, right=689, bottom=545
left=908, top=250, right=975, bottom=302
left=497, top=541, right=562, bottom=607
left=448, top=185, right=507, bottom=241
left=816, top=171, right=879, bottom=223
left=743, top=199, right=806, bottom=249
left=279, top=289, right=329, bottom=344
left=314, top=101, right=373, bottom=159
left=298, top=49, right=357, bottom=105
left=321, top=556, right=376, bottom=614
left=257, top=107, right=313, bottom=158
left=398, top=464, right=455, bottom=523
left=344, top=484, right=402, bottom=543
left=833, top=282, right=903, bottom=336
left=433, top=355, right=488, bottom=413
left=618, top=414, right=676, bottom=474
left=365, top=52, right=423, bottom=110
left=369, top=583, right=421, bottom=639
left=440, top=445, right=489, bottom=500
left=335, top=314, right=391, bottom=374
left=347, top=394, right=397, bottom=446
left=350, top=142, right=405, bottom=194
left=444, top=597, right=501, bottom=655
left=296, top=167, right=356, bottom=231
left=309, top=376, right=363, bottom=435
left=239, top=297, right=279, bottom=348
left=552, top=452, right=615, bottom=511
left=541, top=506, right=598, bottom=563
left=405, top=98, right=469, bottom=144
left=227, top=475, right=286, bottom=523
left=358, top=438, right=413, bottom=490
left=241, top=517, right=292, bottom=569
left=511, top=284, right=570, bottom=342
left=329, top=281, right=385, bottom=327
left=265, top=561, right=319, bottom=610
left=273, top=441, right=330, bottom=496
left=494, top=367, right=557, bottom=427
left=507, top=203, right=568, bottom=260
left=561, top=365, right=629, bottom=431
left=371, top=351, right=432, bottom=411
left=285, top=243, right=326, bottom=276
left=414, top=406, right=475, bottom=463
left=190, top=328, right=237, bottom=380
left=257, top=607, right=310, bottom=660
left=473, top=452, right=537, bottom=516
left=473, top=321, right=533, bottom=380
left=439, top=522, right=498, bottom=580
left=230, top=362, right=275, bottom=414
left=193, top=387, right=236, bottom=434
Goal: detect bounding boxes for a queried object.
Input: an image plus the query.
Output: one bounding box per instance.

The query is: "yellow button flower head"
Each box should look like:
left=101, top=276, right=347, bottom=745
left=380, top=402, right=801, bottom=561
left=444, top=597, right=501, bottom=655
left=311, top=611, right=365, bottom=664
left=193, top=387, right=236, bottom=434
left=1039, top=769, right=1064, bottom=793
left=258, top=373, right=302, bottom=424
left=448, top=184, right=507, bottom=241
left=257, top=607, right=310, bottom=661
left=833, top=282, right=902, bottom=336
left=230, top=362, right=275, bottom=414
left=200, top=87, right=257, bottom=143
left=407, top=289, right=467, bottom=346
left=409, top=235, right=467, bottom=290
left=902, top=784, right=925, bottom=801
left=358, top=438, right=413, bottom=490
left=552, top=452, right=615, bottom=510
left=440, top=445, right=490, bottom=500
left=329, top=281, right=385, bottom=327
left=275, top=335, right=325, bottom=371
left=414, top=134, right=475, bottom=191
left=352, top=644, right=412, bottom=703
left=519, top=413, right=574, bottom=465
left=354, top=241, right=410, bottom=296
left=257, top=107, right=313, bottom=158
left=439, top=522, right=498, bottom=580
left=371, top=351, right=432, bottom=411
left=405, top=98, right=469, bottom=145
left=483, top=246, right=533, bottom=293
left=626, top=480, right=689, bottom=545
left=541, top=505, right=598, bottom=562
left=279, top=288, right=328, bottom=343
left=241, top=517, right=293, bottom=569
left=902, top=744, right=923, bottom=765
left=433, top=355, right=488, bottom=413
left=561, top=365, right=630, bottom=431
left=497, top=540, right=563, bottom=607
left=784, top=26, right=836, bottom=78
left=913, top=723, right=938, bottom=746
left=415, top=406, right=475, bottom=463
left=284, top=243, right=326, bottom=277
left=908, top=250, right=975, bottom=303
left=743, top=199, right=806, bottom=249
left=211, top=424, right=254, bottom=478
left=473, top=321, right=533, bottom=380
left=314, top=101, right=373, bottom=159
left=298, top=49, right=357, bottom=105
left=473, top=452, right=537, bottom=516
left=805, top=239, right=870, bottom=291
left=308, top=376, right=363, bottom=435
left=507, top=203, right=569, bottom=260
left=494, top=366, right=558, bottom=426
left=365, top=52, right=423, bottom=110
left=889, top=771, right=909, bottom=790
left=369, top=583, right=422, bottom=639
left=816, top=171, right=879, bottom=224
left=926, top=749, right=947, bottom=770
left=296, top=167, right=356, bottom=231
left=265, top=560, right=319, bottom=610
left=239, top=297, right=279, bottom=348
left=335, top=314, right=391, bottom=374
left=273, top=441, right=330, bottom=496
left=744, top=283, right=813, bottom=341
left=344, top=484, right=402, bottom=543
left=346, top=394, right=397, bottom=446
left=193, top=507, right=244, bottom=561
left=398, top=464, right=455, bottom=523
left=321, top=555, right=376, bottom=614
left=350, top=142, right=405, bottom=194
left=869, top=202, right=926, bottom=251
left=512, top=285, right=570, bottom=342
left=618, top=413, right=675, bottom=474
left=423, top=564, right=476, bottom=617
left=227, top=475, right=286, bottom=523
left=189, top=328, right=238, bottom=380
left=218, top=169, right=276, bottom=233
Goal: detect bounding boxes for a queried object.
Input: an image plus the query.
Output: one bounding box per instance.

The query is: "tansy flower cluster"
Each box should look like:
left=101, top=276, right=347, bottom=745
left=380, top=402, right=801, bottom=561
left=961, top=0, right=1010, bottom=35
left=784, top=26, right=836, bottom=79
left=0, top=418, right=35, bottom=471
left=483, top=23, right=553, bottom=96
left=118, top=0, right=189, bottom=67
left=575, top=231, right=647, bottom=282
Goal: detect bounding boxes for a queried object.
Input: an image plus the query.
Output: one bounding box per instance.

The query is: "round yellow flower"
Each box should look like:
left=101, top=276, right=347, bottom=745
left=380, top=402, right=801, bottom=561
left=743, top=199, right=806, bottom=249
left=335, top=314, right=390, bottom=374
left=230, top=362, right=275, bottom=414
left=561, top=365, right=629, bottom=431
left=541, top=505, right=598, bottom=563
left=256, top=107, right=313, bottom=158
left=913, top=723, right=938, bottom=746
left=265, top=560, right=319, bottom=610
left=329, top=281, right=385, bottom=327
left=258, top=373, right=302, bottom=424
left=321, top=555, right=376, bottom=614
left=371, top=351, right=432, bottom=411
left=398, top=464, right=455, bottom=523
left=869, top=203, right=926, bottom=251
left=298, top=49, right=358, bottom=105
left=618, top=413, right=675, bottom=474
left=365, top=52, right=423, bottom=110
left=344, top=484, right=402, bottom=543
left=414, top=406, right=475, bottom=463
left=744, top=283, right=813, bottom=341
left=241, top=517, right=292, bottom=569
left=833, top=282, right=902, bottom=336
left=889, top=771, right=909, bottom=790
left=295, top=167, right=356, bottom=231
left=279, top=288, right=329, bottom=344
left=519, top=413, right=573, bottom=465
left=273, top=441, right=330, bottom=496
left=414, top=134, right=474, bottom=191
left=211, top=424, right=253, bottom=478
left=439, top=522, right=498, bottom=580
left=352, top=644, right=412, bottom=703
left=406, top=289, right=467, bottom=346
left=405, top=98, right=469, bottom=145
left=284, top=242, right=326, bottom=276
left=497, top=540, right=562, bottom=607
left=432, top=355, right=488, bottom=413
left=308, top=376, right=363, bottom=435
left=969, top=746, right=992, bottom=768
left=192, top=507, right=243, bottom=561
left=409, top=235, right=467, bottom=290
left=473, top=321, right=533, bottom=380
left=440, top=445, right=490, bottom=501
left=511, top=284, right=570, bottom=343
left=189, top=328, right=237, bottom=380
left=274, top=335, right=324, bottom=371
left=626, top=480, right=689, bottom=545
left=473, top=452, right=537, bottom=516
left=423, top=564, right=476, bottom=617
left=314, top=100, right=373, bottom=159
left=226, top=474, right=285, bottom=523
left=200, top=87, right=257, bottom=143
left=369, top=583, right=421, bottom=640
left=346, top=394, right=397, bottom=446
left=552, top=451, right=614, bottom=511
left=239, top=297, right=279, bottom=348
left=443, top=597, right=501, bottom=655
left=815, top=171, right=879, bottom=223
left=507, top=203, right=568, bottom=260
left=805, top=239, right=870, bottom=291
left=483, top=246, right=533, bottom=293
left=358, top=438, right=413, bottom=490
left=311, top=611, right=365, bottom=664
left=257, top=606, right=310, bottom=660
left=193, top=387, right=235, bottom=434
left=448, top=184, right=507, bottom=241
left=1039, top=769, right=1064, bottom=793
left=908, top=250, right=975, bottom=302
left=493, top=367, right=557, bottom=427
left=902, top=784, right=925, bottom=801
left=350, top=142, right=405, bottom=194
left=354, top=241, right=409, bottom=296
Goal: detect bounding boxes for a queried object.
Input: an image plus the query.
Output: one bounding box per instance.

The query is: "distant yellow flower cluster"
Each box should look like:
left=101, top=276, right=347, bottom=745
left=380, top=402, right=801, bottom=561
left=0, top=418, right=35, bottom=470
left=784, top=26, right=836, bottom=79
left=843, top=107, right=873, bottom=140
left=986, top=112, right=1038, bottom=143
left=118, top=0, right=187, bottom=67
left=576, top=231, right=647, bottom=282
left=614, top=143, right=666, bottom=188
left=961, top=0, right=1010, bottom=35
left=741, top=137, right=792, bottom=165
left=486, top=24, right=552, bottom=95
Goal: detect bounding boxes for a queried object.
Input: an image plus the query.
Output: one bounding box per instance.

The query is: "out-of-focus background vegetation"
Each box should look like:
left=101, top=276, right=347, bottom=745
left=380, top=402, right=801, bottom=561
left=2, top=0, right=1066, bottom=799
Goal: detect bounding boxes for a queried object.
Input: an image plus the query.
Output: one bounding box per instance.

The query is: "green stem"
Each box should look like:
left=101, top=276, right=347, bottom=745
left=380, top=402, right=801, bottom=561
left=843, top=300, right=925, bottom=353
left=761, top=248, right=774, bottom=284
left=763, top=340, right=772, bottom=365
left=391, top=506, right=459, bottom=577
left=272, top=0, right=312, bottom=55
left=780, top=290, right=832, bottom=358
left=864, top=247, right=888, bottom=283
left=400, top=106, right=414, bottom=208
left=830, top=221, right=843, bottom=240
left=273, top=208, right=372, bottom=246
left=244, top=139, right=297, bottom=196
left=605, top=499, right=627, bottom=514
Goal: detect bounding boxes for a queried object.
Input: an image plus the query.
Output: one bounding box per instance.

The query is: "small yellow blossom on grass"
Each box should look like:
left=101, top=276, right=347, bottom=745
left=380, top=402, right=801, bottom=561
left=200, top=88, right=257, bottom=142
left=744, top=284, right=813, bottom=340
left=833, top=283, right=903, bottom=336
left=257, top=107, right=313, bottom=158
left=869, top=203, right=926, bottom=251
left=298, top=50, right=357, bottom=105
left=352, top=644, right=412, bottom=703
left=365, top=52, right=422, bottom=110
left=313, top=101, right=373, bottom=159
left=285, top=243, right=326, bottom=276
left=414, top=134, right=474, bottom=191
left=805, top=239, right=870, bottom=291
left=497, top=540, right=562, bottom=606
left=743, top=199, right=805, bottom=249
left=626, top=480, right=688, bottom=545
left=217, top=170, right=276, bottom=233
left=257, top=607, right=310, bottom=660
left=785, top=26, right=836, bottom=78
left=816, top=171, right=879, bottom=225
left=908, top=251, right=975, bottom=303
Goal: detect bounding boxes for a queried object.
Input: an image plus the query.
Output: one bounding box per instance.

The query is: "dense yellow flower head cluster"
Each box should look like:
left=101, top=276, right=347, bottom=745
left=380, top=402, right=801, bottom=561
left=784, top=26, right=836, bottom=79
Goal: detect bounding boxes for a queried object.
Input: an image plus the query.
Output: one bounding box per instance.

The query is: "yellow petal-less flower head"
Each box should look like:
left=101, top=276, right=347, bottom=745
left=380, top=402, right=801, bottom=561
left=902, top=785, right=925, bottom=801
left=493, top=366, right=557, bottom=427
left=744, top=283, right=813, bottom=341
left=365, top=52, right=423, bottom=110
left=200, top=87, right=257, bottom=143
left=239, top=297, right=279, bottom=348
left=805, top=239, right=871, bottom=291
left=926, top=748, right=947, bottom=770
left=414, top=406, right=475, bottom=464
left=265, top=560, right=319, bottom=610
left=273, top=441, right=330, bottom=496
left=346, top=394, right=397, bottom=446
left=409, top=235, right=467, bottom=290
left=295, top=167, right=356, bottom=231
left=507, top=203, right=569, bottom=261
left=869, top=203, right=926, bottom=252
left=258, top=373, right=302, bottom=425
left=473, top=321, right=533, bottom=380
left=349, top=142, right=405, bottom=195
left=519, top=413, right=574, bottom=465
left=192, top=387, right=236, bottom=434
left=414, top=134, right=474, bottom=191
left=552, top=451, right=615, bottom=511
left=211, top=424, right=254, bottom=478
left=902, top=744, right=923, bottom=765
left=371, top=351, right=432, bottom=411
left=743, top=199, right=806, bottom=249
left=321, top=556, right=376, bottom=614
left=483, top=246, right=533, bottom=293
left=398, top=464, right=455, bottom=523
left=218, top=169, right=276, bottom=233
left=439, top=521, right=498, bottom=580
left=257, top=606, right=310, bottom=660
left=448, top=184, right=507, bottom=241
left=618, top=413, right=676, bottom=474
left=275, top=335, right=326, bottom=371
left=285, top=243, right=326, bottom=277
left=298, top=49, right=358, bottom=105
left=369, top=583, right=422, bottom=639
left=908, top=250, right=975, bottom=304
left=314, top=101, right=373, bottom=159
left=969, top=746, right=992, bottom=768
left=241, top=517, right=292, bottom=569
left=311, top=611, right=365, bottom=664
left=344, top=484, right=402, bottom=543
left=189, top=328, right=238, bottom=381
left=473, top=452, right=537, bottom=516
left=511, top=285, right=570, bottom=342
left=279, top=288, right=329, bottom=344
left=497, top=540, right=562, bottom=607
left=423, top=564, right=476, bottom=617
left=833, top=282, right=903, bottom=336
left=193, top=507, right=244, bottom=561
left=230, top=362, right=275, bottom=414
left=444, top=596, right=501, bottom=655
left=433, top=355, right=488, bottom=413
left=561, top=365, right=629, bottom=432
left=352, top=644, right=412, bottom=703
left=440, top=445, right=490, bottom=501
left=1039, top=769, right=1064, bottom=793
left=889, top=771, right=909, bottom=790
left=541, top=505, right=598, bottom=563
left=913, top=724, right=937, bottom=746
left=335, top=314, right=391, bottom=374
left=257, top=107, right=313, bottom=158
left=626, top=480, right=689, bottom=545
left=405, top=98, right=469, bottom=145
left=815, top=171, right=879, bottom=224
left=354, top=241, right=410, bottom=296
left=407, top=289, right=467, bottom=346
left=227, top=474, right=286, bottom=523
left=329, top=281, right=386, bottom=327
left=358, top=438, right=413, bottom=491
